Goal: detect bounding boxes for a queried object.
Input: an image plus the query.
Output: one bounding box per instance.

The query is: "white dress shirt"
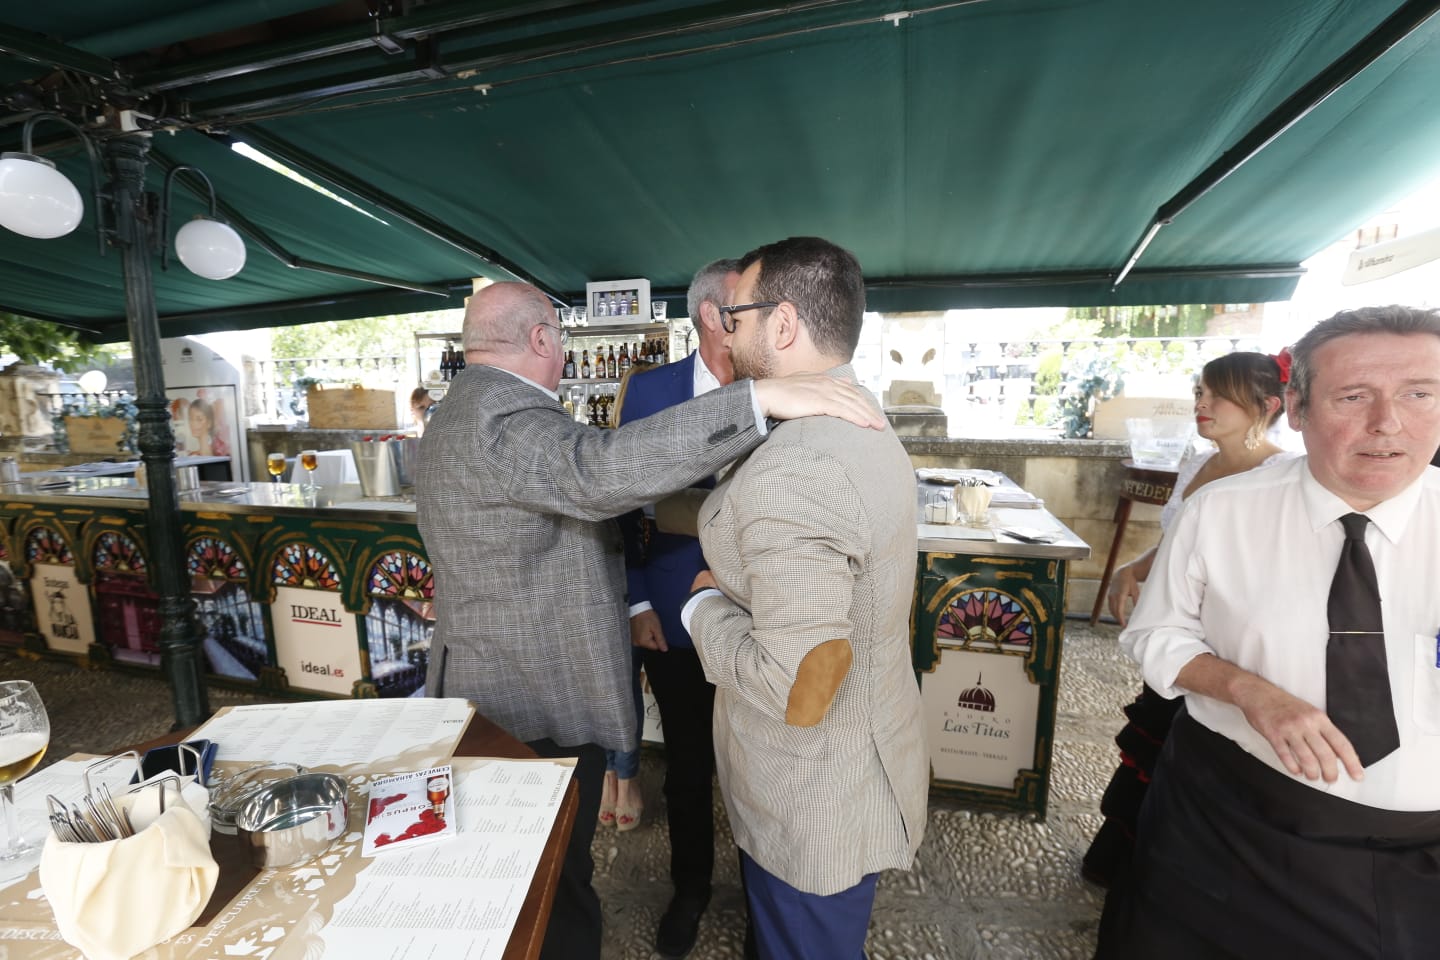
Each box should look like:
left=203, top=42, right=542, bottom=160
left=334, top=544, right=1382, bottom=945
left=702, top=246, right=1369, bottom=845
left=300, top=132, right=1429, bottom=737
left=1122, top=456, right=1440, bottom=811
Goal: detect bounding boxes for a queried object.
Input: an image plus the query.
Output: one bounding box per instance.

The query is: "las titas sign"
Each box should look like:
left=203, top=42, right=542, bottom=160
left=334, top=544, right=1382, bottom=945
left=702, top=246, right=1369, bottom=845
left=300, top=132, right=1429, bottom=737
left=272, top=586, right=362, bottom=696
left=922, top=649, right=1039, bottom=790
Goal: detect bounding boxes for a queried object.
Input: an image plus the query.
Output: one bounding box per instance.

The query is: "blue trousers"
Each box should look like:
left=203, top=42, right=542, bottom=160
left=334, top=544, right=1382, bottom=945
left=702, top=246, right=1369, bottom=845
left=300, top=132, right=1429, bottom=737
left=741, top=849, right=877, bottom=960
left=604, top=646, right=644, bottom=778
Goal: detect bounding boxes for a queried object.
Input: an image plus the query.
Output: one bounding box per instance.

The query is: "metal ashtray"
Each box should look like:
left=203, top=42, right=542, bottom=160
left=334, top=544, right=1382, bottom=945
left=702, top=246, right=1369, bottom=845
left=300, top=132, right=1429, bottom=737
left=235, top=773, right=349, bottom=868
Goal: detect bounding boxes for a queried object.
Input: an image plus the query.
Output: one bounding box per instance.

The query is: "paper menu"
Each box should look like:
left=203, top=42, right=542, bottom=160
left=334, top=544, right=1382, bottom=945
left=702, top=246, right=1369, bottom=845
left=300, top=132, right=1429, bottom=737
left=362, top=764, right=456, bottom=857
left=190, top=698, right=473, bottom=774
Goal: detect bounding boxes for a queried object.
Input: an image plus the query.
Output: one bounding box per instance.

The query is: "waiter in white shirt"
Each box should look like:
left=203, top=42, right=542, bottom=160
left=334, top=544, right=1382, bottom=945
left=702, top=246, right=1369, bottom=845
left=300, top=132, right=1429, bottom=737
left=1096, top=305, right=1440, bottom=960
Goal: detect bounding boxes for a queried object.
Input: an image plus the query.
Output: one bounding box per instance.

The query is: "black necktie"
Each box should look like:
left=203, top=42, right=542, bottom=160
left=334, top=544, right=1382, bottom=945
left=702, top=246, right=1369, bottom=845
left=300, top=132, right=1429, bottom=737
left=1326, top=513, right=1400, bottom=767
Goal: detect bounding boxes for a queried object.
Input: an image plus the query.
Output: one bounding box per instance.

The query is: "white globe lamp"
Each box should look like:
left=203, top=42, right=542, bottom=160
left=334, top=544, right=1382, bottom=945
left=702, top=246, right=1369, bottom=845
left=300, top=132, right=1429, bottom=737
left=175, top=216, right=247, bottom=280
left=0, top=152, right=84, bottom=239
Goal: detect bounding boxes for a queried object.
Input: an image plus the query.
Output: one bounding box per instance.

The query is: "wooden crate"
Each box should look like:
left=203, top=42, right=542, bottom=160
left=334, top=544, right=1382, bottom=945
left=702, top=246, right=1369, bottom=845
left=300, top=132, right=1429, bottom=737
left=306, top=386, right=399, bottom=429
left=63, top=416, right=128, bottom=455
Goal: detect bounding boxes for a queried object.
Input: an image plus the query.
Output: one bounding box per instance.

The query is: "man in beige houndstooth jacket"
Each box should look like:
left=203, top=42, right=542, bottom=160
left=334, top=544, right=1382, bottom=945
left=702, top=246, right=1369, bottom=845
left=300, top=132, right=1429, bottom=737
left=681, top=238, right=929, bottom=960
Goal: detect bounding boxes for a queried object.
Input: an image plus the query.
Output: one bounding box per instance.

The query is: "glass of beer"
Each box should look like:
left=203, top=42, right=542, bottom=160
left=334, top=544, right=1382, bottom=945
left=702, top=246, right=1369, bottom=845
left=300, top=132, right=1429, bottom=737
left=300, top=449, right=319, bottom=491
left=266, top=452, right=287, bottom=483
left=0, top=681, right=50, bottom=860
left=427, top=775, right=450, bottom=818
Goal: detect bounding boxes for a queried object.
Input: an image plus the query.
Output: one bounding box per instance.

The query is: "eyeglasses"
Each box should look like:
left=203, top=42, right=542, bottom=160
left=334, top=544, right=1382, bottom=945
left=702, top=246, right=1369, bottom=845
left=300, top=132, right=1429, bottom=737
left=718, top=301, right=779, bottom=333
left=536, top=321, right=569, bottom=345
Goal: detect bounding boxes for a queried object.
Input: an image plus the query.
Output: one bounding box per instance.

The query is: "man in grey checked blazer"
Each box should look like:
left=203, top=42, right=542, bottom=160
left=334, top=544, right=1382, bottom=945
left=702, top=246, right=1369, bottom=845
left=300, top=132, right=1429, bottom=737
left=682, top=238, right=929, bottom=960
left=415, top=280, right=886, bottom=960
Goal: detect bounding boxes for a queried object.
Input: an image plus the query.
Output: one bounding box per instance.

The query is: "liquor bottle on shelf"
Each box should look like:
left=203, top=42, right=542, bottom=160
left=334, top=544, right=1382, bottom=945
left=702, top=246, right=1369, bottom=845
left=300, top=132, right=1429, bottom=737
left=606, top=345, right=617, bottom=378
left=563, top=350, right=576, bottom=380
left=618, top=342, right=630, bottom=375
left=629, top=291, right=640, bottom=315
left=581, top=349, right=591, bottom=379
left=453, top=345, right=465, bottom=375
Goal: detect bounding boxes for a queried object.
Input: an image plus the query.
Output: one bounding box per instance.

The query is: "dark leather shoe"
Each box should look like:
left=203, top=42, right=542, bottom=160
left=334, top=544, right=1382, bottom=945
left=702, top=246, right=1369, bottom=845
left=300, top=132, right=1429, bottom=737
left=655, top=890, right=710, bottom=959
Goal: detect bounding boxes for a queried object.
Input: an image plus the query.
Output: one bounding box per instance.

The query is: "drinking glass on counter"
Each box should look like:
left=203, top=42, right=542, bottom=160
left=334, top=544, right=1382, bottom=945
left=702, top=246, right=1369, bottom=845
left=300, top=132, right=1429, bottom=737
left=266, top=452, right=287, bottom=483
left=0, top=680, right=50, bottom=860
left=300, top=449, right=319, bottom=491
left=651, top=299, right=667, bottom=321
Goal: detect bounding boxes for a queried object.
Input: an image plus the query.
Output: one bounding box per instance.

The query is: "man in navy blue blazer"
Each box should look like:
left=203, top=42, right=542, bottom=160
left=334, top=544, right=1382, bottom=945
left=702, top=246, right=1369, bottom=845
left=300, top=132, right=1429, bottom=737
left=620, top=258, right=740, bottom=959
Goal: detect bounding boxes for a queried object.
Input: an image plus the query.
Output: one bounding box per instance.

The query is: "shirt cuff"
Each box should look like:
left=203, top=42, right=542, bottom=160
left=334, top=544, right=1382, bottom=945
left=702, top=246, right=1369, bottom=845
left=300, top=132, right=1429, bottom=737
left=748, top=381, right=768, bottom=436
left=1146, top=638, right=1218, bottom=699
left=680, top=588, right=724, bottom=635
left=628, top=601, right=653, bottom=618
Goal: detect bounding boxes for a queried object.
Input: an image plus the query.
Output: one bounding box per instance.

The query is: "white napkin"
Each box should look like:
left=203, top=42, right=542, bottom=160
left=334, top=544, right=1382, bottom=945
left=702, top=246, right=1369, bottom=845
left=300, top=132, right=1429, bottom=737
left=39, top=803, right=218, bottom=960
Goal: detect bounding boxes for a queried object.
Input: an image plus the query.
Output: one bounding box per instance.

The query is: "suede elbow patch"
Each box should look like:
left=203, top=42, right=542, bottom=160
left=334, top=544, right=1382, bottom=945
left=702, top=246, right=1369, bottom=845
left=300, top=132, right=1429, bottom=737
left=785, top=638, right=852, bottom=727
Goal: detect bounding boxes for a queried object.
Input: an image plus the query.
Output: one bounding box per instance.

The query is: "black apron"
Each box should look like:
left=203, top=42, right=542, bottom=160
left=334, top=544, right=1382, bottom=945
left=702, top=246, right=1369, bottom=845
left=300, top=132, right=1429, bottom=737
left=1096, top=710, right=1440, bottom=959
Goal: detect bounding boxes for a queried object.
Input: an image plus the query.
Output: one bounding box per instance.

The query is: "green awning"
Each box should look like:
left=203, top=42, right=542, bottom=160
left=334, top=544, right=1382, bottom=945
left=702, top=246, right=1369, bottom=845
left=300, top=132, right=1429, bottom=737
left=2, top=0, right=1439, bottom=340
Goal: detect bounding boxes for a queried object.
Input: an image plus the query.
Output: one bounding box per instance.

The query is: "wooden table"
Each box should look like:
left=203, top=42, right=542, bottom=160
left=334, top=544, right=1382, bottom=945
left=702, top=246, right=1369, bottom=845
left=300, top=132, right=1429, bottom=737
left=143, top=710, right=576, bottom=960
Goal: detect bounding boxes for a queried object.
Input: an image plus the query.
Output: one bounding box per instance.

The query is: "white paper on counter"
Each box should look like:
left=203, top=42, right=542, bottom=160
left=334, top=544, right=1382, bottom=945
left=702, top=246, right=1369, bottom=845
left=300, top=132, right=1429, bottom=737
left=314, top=757, right=573, bottom=959
left=191, top=698, right=473, bottom=774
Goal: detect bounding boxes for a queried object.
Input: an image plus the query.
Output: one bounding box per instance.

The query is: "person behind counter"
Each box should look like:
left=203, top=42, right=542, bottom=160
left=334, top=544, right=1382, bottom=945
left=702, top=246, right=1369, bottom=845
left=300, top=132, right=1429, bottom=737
left=409, top=387, right=437, bottom=437
left=1083, top=350, right=1296, bottom=888
left=414, top=280, right=885, bottom=960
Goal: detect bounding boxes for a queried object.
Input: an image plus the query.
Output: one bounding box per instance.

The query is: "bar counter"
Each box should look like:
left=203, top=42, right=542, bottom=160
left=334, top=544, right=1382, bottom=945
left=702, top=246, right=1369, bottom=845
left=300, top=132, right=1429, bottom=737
left=1, top=473, right=1089, bottom=817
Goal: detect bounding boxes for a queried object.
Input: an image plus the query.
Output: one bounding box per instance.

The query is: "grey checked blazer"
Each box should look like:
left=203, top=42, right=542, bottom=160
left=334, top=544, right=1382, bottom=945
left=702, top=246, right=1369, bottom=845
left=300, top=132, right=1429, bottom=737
left=689, top=366, right=929, bottom=895
left=417, top=364, right=766, bottom=752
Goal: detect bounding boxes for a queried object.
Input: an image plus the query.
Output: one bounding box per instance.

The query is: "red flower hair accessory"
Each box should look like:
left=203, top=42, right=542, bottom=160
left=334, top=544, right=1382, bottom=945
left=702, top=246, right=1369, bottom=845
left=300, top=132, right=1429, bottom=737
left=1271, top=347, right=1293, bottom=385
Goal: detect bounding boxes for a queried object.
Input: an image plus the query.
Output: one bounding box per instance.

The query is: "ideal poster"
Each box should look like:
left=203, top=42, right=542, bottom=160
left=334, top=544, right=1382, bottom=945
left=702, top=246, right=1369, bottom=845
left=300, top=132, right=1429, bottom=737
left=30, top=563, right=94, bottom=654
left=271, top=585, right=363, bottom=696
left=922, top=648, right=1039, bottom=790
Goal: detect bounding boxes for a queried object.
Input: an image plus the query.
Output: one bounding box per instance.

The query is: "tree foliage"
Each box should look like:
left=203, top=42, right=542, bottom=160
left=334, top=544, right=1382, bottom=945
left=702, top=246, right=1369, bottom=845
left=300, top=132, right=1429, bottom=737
left=0, top=312, right=108, bottom=371
left=270, top=309, right=462, bottom=359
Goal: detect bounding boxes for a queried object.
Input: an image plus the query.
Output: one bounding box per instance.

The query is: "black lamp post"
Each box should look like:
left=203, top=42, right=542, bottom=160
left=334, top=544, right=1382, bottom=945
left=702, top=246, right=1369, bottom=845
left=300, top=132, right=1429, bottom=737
left=0, top=115, right=248, bottom=727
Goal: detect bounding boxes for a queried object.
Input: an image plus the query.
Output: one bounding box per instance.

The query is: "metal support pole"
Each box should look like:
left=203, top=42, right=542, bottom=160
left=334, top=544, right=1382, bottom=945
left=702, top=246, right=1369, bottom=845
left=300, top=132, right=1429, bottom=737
left=106, top=134, right=211, bottom=728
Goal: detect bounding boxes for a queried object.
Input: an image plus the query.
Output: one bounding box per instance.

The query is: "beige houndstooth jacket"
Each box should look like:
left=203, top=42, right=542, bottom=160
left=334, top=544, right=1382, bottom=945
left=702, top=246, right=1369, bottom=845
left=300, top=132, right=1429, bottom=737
left=688, top=365, right=928, bottom=895
left=417, top=364, right=768, bottom=753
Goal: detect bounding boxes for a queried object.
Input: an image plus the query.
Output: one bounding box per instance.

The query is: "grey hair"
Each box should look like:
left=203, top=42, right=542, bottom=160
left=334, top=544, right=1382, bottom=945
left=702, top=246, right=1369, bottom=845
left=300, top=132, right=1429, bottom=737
left=686, top=258, right=740, bottom=322
left=1288, top=304, right=1440, bottom=414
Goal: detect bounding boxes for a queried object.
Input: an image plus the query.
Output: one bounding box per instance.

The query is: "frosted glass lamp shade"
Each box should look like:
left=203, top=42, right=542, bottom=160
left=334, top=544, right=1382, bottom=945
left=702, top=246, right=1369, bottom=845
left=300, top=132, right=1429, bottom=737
left=0, top=153, right=84, bottom=239
left=175, top=217, right=246, bottom=280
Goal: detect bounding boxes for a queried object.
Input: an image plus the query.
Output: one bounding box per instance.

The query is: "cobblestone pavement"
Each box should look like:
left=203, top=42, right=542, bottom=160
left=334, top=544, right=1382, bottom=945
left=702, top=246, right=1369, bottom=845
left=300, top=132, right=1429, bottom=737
left=592, top=621, right=1137, bottom=960
left=0, top=619, right=1137, bottom=960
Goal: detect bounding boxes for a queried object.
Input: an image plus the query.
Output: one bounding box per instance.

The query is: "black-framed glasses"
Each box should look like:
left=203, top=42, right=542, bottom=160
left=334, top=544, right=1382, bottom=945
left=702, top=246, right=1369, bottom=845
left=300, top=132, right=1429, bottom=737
left=718, top=301, right=779, bottom=333
left=536, top=321, right=569, bottom=345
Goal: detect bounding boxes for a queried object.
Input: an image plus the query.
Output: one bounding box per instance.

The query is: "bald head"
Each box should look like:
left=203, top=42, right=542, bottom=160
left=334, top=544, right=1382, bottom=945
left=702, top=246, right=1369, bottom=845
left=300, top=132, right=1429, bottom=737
left=463, top=282, right=557, bottom=355
left=460, top=281, right=567, bottom=390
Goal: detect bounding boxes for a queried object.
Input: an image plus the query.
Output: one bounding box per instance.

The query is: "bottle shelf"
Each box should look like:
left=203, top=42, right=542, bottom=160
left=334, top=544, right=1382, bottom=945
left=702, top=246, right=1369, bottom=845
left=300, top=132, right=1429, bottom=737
left=564, top=323, right=668, bottom=339
left=560, top=377, right=621, bottom=385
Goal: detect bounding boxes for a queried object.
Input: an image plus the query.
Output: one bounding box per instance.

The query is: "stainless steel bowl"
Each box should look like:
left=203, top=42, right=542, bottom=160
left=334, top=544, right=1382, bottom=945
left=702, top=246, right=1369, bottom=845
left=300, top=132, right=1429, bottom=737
left=235, top=773, right=349, bottom=868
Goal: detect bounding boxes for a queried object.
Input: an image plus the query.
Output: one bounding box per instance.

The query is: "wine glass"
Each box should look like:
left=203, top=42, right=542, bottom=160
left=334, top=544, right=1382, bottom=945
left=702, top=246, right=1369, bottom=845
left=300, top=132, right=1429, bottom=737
left=0, top=681, right=50, bottom=860
left=266, top=452, right=287, bottom=484
left=300, top=449, right=319, bottom=492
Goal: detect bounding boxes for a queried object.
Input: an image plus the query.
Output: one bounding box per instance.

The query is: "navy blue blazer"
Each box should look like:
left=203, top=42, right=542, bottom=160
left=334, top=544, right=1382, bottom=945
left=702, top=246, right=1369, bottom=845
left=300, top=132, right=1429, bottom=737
left=620, top=352, right=712, bottom=649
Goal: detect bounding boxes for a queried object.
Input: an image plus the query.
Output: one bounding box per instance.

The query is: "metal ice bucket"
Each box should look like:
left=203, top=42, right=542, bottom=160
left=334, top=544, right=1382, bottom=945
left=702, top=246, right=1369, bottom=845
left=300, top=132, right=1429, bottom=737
left=349, top=440, right=401, bottom=497
left=390, top=436, right=420, bottom=487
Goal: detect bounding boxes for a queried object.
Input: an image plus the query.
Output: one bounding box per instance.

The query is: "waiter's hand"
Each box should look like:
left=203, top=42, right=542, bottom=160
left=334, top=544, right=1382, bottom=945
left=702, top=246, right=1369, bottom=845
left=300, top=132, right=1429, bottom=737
left=629, top=609, right=667, bottom=652
left=691, top=570, right=718, bottom=593
left=753, top=374, right=885, bottom=430
left=1233, top=674, right=1364, bottom=783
